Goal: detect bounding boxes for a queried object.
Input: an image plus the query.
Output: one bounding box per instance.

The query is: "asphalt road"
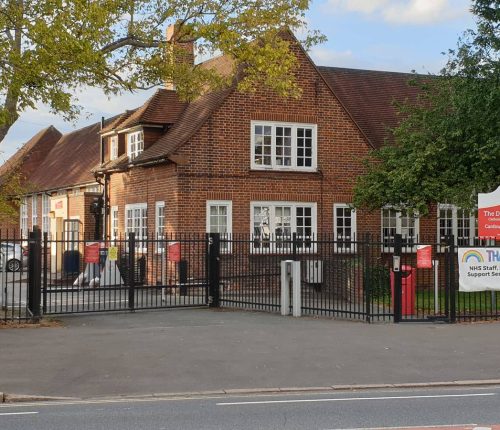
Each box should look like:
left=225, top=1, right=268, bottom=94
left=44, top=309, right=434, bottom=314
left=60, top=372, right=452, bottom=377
left=1, top=386, right=500, bottom=430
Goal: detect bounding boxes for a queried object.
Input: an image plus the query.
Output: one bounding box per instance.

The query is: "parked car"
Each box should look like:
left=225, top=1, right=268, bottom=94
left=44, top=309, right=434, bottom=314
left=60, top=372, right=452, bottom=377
left=0, top=243, right=28, bottom=272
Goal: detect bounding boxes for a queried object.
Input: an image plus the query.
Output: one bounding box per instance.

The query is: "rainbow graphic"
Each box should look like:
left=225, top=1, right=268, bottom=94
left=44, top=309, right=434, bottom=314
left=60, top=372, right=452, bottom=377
left=462, top=249, right=484, bottom=263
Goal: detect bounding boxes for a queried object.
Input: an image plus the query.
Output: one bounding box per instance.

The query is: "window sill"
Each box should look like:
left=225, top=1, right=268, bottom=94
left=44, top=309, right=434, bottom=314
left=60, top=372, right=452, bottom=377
left=250, top=167, right=318, bottom=174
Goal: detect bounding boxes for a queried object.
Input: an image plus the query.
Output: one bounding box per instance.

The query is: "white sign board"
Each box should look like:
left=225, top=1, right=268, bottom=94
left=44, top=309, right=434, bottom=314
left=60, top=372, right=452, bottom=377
left=458, top=248, right=500, bottom=291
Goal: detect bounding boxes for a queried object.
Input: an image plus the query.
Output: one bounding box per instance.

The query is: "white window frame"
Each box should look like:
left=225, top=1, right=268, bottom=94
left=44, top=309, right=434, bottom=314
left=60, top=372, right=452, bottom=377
left=125, top=203, right=148, bottom=252
left=437, top=204, right=489, bottom=249
left=110, top=206, right=119, bottom=242
left=381, top=208, right=420, bottom=252
left=334, top=204, right=357, bottom=253
left=250, top=121, right=317, bottom=172
left=110, top=135, right=119, bottom=160
left=31, top=194, right=38, bottom=229
left=64, top=217, right=81, bottom=251
left=127, top=130, right=144, bottom=160
left=250, top=201, right=317, bottom=253
left=155, top=201, right=165, bottom=253
left=206, top=200, right=232, bottom=253
left=20, top=196, right=28, bottom=238
left=42, top=194, right=50, bottom=237
left=86, top=184, right=100, bottom=193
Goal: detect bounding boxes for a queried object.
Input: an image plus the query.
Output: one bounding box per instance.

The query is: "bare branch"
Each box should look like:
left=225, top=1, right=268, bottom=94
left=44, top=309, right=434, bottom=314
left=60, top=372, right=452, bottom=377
left=101, top=36, right=161, bottom=54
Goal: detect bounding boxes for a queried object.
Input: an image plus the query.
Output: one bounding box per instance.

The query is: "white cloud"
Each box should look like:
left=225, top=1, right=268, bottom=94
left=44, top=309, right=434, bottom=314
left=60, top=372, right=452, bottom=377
left=309, top=47, right=360, bottom=68
left=327, top=0, right=469, bottom=24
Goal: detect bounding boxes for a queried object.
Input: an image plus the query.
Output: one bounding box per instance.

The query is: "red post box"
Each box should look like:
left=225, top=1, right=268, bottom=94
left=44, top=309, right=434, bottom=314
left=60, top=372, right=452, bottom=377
left=390, top=265, right=416, bottom=316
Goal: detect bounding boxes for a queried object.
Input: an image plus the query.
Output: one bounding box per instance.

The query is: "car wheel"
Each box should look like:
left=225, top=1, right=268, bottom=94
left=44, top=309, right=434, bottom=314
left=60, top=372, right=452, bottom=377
left=7, top=259, right=21, bottom=272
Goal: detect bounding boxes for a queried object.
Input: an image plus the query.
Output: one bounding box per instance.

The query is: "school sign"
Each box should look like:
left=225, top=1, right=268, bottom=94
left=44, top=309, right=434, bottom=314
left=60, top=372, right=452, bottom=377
left=458, top=248, right=500, bottom=291
left=478, top=186, right=500, bottom=239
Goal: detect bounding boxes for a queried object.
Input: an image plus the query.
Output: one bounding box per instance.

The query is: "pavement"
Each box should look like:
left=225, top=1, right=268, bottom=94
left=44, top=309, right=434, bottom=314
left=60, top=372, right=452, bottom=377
left=1, top=308, right=500, bottom=399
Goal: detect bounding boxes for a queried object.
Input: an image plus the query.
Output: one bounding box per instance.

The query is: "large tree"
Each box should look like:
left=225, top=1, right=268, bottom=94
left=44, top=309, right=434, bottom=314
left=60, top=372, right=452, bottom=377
left=353, top=0, right=500, bottom=215
left=0, top=0, right=323, bottom=144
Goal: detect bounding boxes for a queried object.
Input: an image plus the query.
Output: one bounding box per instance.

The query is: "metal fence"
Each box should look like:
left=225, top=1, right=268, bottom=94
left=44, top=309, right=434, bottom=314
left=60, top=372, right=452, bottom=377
left=1, top=228, right=498, bottom=323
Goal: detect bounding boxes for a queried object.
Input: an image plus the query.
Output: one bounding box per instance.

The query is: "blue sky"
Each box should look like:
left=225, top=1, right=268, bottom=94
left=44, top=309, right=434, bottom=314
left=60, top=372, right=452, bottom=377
left=0, top=0, right=476, bottom=164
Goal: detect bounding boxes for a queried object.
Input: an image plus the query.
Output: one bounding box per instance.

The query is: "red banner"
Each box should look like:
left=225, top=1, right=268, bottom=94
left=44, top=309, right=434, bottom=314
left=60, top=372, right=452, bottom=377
left=168, top=242, right=181, bottom=262
left=478, top=186, right=500, bottom=239
left=417, top=245, right=432, bottom=269
left=84, top=242, right=100, bottom=263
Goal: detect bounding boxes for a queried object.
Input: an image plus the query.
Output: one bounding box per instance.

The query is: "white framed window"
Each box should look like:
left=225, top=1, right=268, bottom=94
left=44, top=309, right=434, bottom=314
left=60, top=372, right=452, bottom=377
left=64, top=218, right=81, bottom=251
left=127, top=130, right=144, bottom=160
left=110, top=135, right=119, bottom=160
left=86, top=184, right=100, bottom=193
left=251, top=202, right=317, bottom=252
left=155, top=201, right=165, bottom=252
left=42, top=194, right=50, bottom=236
left=381, top=208, right=419, bottom=252
left=251, top=121, right=317, bottom=171
left=110, top=206, right=119, bottom=241
left=20, top=197, right=28, bottom=238
left=31, top=194, right=38, bottom=229
left=334, top=204, right=357, bottom=252
left=437, top=204, right=487, bottom=248
left=125, top=203, right=147, bottom=251
left=206, top=201, right=232, bottom=252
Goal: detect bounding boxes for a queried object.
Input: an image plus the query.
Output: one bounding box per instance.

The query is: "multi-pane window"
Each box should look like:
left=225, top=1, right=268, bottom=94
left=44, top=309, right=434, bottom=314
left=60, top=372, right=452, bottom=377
left=110, top=206, right=119, bottom=241
left=64, top=219, right=80, bottom=251
left=125, top=203, right=147, bottom=250
left=155, top=201, right=165, bottom=252
left=437, top=204, right=478, bottom=247
left=20, top=197, right=28, bottom=238
left=251, top=122, right=317, bottom=171
left=110, top=135, right=119, bottom=160
left=334, top=204, right=357, bottom=252
left=206, top=201, right=232, bottom=252
left=251, top=202, right=316, bottom=251
left=127, top=130, right=144, bottom=160
left=42, top=194, right=50, bottom=236
left=86, top=185, right=100, bottom=193
left=381, top=208, right=419, bottom=252
left=31, top=194, right=38, bottom=228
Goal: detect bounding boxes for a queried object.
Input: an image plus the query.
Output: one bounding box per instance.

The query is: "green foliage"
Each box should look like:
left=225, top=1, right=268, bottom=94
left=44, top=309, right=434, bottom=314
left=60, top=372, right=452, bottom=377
left=365, top=264, right=391, bottom=299
left=353, top=0, right=500, bottom=214
left=0, top=0, right=324, bottom=143
left=0, top=169, right=27, bottom=222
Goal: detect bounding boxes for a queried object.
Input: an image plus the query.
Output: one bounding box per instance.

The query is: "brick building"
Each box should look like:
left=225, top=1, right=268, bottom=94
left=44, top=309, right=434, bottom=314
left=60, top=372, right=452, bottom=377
left=1, top=31, right=484, bottom=251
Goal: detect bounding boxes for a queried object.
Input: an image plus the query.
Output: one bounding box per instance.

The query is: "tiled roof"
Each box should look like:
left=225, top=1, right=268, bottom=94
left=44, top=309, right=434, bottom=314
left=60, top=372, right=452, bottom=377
left=0, top=126, right=62, bottom=182
left=133, top=86, right=233, bottom=164
left=101, top=89, right=187, bottom=134
left=29, top=120, right=114, bottom=191
left=100, top=109, right=137, bottom=133
left=318, top=66, right=421, bottom=148
left=92, top=153, right=129, bottom=173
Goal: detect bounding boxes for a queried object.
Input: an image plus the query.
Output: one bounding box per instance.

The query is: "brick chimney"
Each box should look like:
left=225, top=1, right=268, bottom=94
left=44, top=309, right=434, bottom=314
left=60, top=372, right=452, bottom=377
left=165, top=23, right=195, bottom=90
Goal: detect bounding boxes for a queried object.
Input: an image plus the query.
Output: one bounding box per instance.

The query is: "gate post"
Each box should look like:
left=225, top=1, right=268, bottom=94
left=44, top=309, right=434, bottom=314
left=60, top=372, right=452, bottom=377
left=447, top=235, right=456, bottom=323
left=42, top=232, right=48, bottom=314
left=364, top=233, right=372, bottom=323
left=27, top=227, right=42, bottom=322
left=208, top=233, right=220, bottom=308
left=128, top=233, right=136, bottom=311
left=393, top=233, right=402, bottom=323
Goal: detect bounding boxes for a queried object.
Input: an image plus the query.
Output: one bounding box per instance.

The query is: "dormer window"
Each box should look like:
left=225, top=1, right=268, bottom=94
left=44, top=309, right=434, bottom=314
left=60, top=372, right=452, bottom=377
left=127, top=130, right=144, bottom=160
left=110, top=135, right=118, bottom=160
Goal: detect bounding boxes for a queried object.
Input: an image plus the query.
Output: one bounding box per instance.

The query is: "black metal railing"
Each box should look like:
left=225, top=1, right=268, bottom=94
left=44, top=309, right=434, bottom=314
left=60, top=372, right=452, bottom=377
left=2, top=228, right=498, bottom=324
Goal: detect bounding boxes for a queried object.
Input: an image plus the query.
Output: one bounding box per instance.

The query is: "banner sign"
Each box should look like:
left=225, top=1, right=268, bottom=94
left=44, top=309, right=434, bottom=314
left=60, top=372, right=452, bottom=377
left=458, top=247, right=500, bottom=291
left=84, top=242, right=100, bottom=263
left=108, top=246, right=118, bottom=261
left=478, top=185, right=500, bottom=239
left=168, top=242, right=181, bottom=262
left=417, top=245, right=433, bottom=269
